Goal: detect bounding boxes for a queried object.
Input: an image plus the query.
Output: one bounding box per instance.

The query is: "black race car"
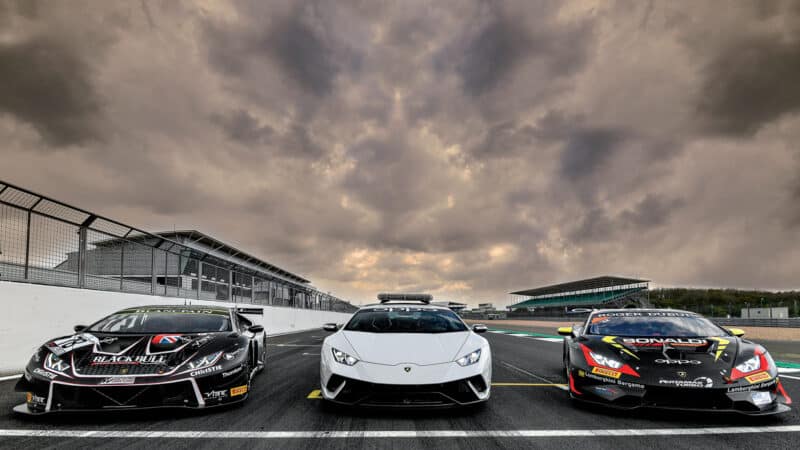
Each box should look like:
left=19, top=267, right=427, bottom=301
left=14, top=305, right=266, bottom=415
left=559, top=309, right=792, bottom=415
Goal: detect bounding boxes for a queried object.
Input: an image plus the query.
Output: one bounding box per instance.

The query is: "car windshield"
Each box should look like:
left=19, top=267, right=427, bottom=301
left=344, top=308, right=468, bottom=333
left=586, top=312, right=726, bottom=337
left=88, top=309, right=232, bottom=333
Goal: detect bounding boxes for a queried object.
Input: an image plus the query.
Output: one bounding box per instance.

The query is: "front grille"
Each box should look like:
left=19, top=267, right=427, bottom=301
left=643, top=387, right=732, bottom=410
left=334, top=377, right=481, bottom=406
left=73, top=345, right=180, bottom=376
left=50, top=381, right=198, bottom=410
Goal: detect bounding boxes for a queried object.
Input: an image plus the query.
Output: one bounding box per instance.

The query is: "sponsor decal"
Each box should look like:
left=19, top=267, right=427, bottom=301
left=655, top=359, right=702, bottom=365
left=151, top=335, right=182, bottom=345
left=404, top=367, right=412, bottom=373
left=595, top=312, right=697, bottom=318
left=658, top=377, right=714, bottom=388
left=126, top=308, right=224, bottom=315
left=190, top=365, right=222, bottom=377
left=91, top=355, right=167, bottom=366
left=577, top=369, right=586, bottom=378
left=221, top=367, right=243, bottom=378
left=99, top=376, right=136, bottom=385
left=583, top=372, right=645, bottom=389
left=591, top=367, right=622, bottom=379
left=26, top=392, right=46, bottom=406
left=230, top=385, right=248, bottom=397
left=727, top=379, right=778, bottom=393
left=621, top=337, right=707, bottom=347
left=203, top=390, right=228, bottom=400
left=744, top=372, right=771, bottom=384
left=33, top=368, right=56, bottom=380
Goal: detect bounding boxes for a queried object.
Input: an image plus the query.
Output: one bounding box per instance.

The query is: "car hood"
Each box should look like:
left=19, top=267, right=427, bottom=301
left=341, top=331, right=471, bottom=365
left=42, top=332, right=235, bottom=376
left=582, top=335, right=754, bottom=385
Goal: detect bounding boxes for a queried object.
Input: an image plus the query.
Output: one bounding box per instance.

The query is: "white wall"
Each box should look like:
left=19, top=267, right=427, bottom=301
left=0, top=281, right=352, bottom=374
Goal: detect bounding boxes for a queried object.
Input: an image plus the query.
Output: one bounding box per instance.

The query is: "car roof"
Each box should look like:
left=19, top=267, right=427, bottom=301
left=358, top=303, right=451, bottom=311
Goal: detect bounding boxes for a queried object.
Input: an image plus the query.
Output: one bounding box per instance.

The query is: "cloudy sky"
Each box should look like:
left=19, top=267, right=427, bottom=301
left=1, top=0, right=799, bottom=306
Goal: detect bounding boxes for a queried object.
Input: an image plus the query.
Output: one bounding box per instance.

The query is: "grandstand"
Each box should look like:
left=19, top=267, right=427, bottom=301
left=507, top=276, right=650, bottom=316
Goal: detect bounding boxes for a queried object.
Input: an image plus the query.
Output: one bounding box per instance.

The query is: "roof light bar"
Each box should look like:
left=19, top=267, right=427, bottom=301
left=377, top=293, right=432, bottom=304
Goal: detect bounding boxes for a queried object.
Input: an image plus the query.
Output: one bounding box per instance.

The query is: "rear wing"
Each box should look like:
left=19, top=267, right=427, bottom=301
left=377, top=293, right=432, bottom=304
left=235, top=307, right=264, bottom=315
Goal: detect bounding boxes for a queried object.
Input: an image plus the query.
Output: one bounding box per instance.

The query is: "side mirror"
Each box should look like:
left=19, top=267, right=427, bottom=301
left=74, top=325, right=87, bottom=333
left=727, top=328, right=745, bottom=337
left=323, top=323, right=339, bottom=332
left=248, top=325, right=264, bottom=333
left=472, top=324, right=488, bottom=333
left=557, top=326, right=574, bottom=337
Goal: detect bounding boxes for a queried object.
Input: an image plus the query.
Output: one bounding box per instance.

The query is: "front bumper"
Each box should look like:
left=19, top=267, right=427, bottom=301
left=320, top=349, right=491, bottom=407
left=568, top=367, right=792, bottom=415
left=14, top=368, right=251, bottom=415
left=323, top=375, right=489, bottom=407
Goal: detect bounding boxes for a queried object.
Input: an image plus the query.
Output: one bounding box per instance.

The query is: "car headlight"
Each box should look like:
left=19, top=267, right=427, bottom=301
left=331, top=348, right=358, bottom=366
left=187, top=351, right=223, bottom=370
left=735, top=355, right=761, bottom=374
left=456, top=349, right=481, bottom=367
left=589, top=351, right=622, bottom=369
left=224, top=348, right=243, bottom=361
left=44, top=353, right=70, bottom=373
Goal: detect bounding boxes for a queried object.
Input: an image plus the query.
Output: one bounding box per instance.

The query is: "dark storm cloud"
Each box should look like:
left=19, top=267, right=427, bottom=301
left=3, top=0, right=800, bottom=304
left=559, top=128, right=626, bottom=180
left=457, top=16, right=530, bottom=95
left=447, top=3, right=592, bottom=98
left=0, top=36, right=102, bottom=147
left=268, top=13, right=339, bottom=96
left=697, top=35, right=800, bottom=136
left=212, top=109, right=324, bottom=159
left=212, top=109, right=274, bottom=145
left=619, top=194, right=685, bottom=229
left=203, top=4, right=351, bottom=99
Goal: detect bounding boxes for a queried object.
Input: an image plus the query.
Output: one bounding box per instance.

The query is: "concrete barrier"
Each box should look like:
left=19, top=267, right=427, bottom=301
left=0, top=281, right=352, bottom=374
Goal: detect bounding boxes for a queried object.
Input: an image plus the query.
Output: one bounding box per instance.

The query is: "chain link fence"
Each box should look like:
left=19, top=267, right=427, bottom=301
left=0, top=180, right=357, bottom=313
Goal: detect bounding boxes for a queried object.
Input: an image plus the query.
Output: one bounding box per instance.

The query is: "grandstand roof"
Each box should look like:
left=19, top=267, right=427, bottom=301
left=90, top=230, right=310, bottom=285
left=510, top=276, right=648, bottom=297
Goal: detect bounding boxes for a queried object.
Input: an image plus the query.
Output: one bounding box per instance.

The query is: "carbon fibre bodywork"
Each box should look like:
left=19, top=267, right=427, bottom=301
left=561, top=309, right=792, bottom=415
left=13, top=305, right=265, bottom=415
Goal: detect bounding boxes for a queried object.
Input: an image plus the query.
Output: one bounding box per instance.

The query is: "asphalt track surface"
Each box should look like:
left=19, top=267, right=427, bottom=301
left=0, top=330, right=798, bottom=449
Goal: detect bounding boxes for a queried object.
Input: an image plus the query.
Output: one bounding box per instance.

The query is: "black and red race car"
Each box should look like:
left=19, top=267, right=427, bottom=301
left=559, top=309, right=792, bottom=415
left=14, top=305, right=266, bottom=415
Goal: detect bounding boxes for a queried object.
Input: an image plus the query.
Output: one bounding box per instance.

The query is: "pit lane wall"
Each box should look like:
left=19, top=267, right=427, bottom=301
left=0, top=281, right=353, bottom=374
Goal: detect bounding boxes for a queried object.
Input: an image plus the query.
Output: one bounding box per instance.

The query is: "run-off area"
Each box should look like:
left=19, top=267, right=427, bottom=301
left=0, top=330, right=798, bottom=450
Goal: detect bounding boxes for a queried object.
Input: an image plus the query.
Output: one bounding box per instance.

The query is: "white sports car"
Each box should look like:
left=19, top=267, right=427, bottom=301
left=320, top=294, right=491, bottom=407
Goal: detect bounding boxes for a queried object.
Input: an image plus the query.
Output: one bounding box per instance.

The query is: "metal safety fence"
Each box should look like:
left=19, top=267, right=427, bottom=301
left=0, top=180, right=357, bottom=313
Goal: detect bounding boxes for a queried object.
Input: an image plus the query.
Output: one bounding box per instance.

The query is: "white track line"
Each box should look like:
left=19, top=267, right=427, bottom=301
left=0, top=427, right=799, bottom=439
left=0, top=375, right=21, bottom=382
left=780, top=374, right=800, bottom=381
